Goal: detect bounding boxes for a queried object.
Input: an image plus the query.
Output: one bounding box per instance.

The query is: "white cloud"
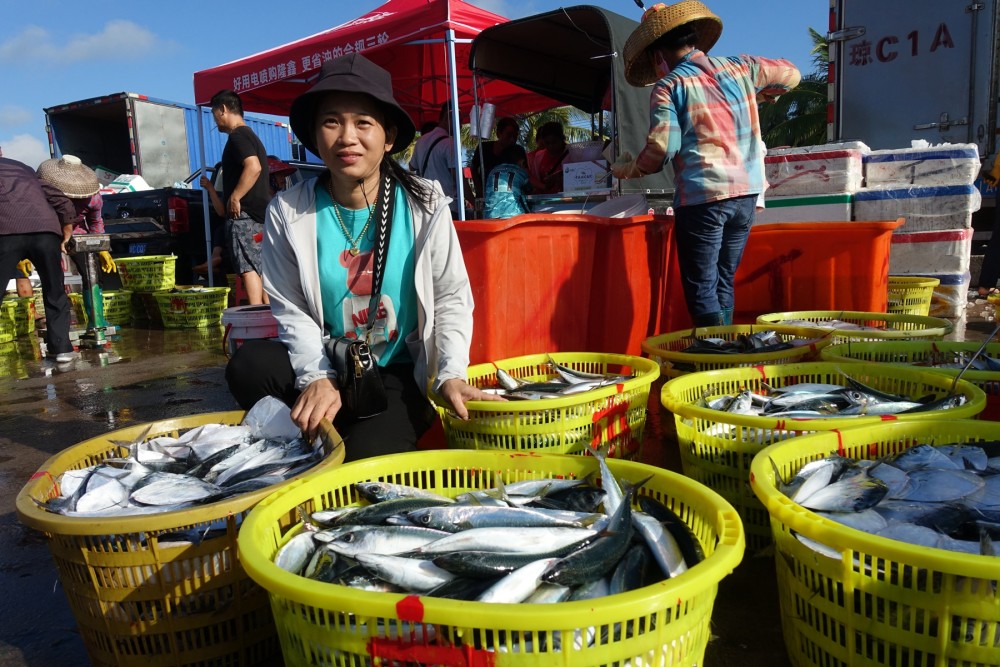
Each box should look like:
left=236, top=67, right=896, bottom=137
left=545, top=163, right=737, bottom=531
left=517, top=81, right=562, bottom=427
left=0, top=134, right=50, bottom=170
left=0, top=105, right=32, bottom=128
left=0, top=20, right=173, bottom=64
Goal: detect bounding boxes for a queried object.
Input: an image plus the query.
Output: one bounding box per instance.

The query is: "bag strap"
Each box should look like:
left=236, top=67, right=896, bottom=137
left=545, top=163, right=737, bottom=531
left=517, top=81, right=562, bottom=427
left=362, top=175, right=396, bottom=338
left=419, top=135, right=447, bottom=176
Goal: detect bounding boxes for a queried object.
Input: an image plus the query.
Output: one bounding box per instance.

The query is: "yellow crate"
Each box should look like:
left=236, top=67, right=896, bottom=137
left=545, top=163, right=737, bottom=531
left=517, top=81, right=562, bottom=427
left=102, top=290, right=132, bottom=326
left=15, top=412, right=345, bottom=667
left=1, top=296, right=36, bottom=336
left=887, top=275, right=939, bottom=316
left=153, top=286, right=230, bottom=329
left=750, top=420, right=1000, bottom=667
left=432, top=352, right=660, bottom=459
left=642, top=324, right=832, bottom=378
left=0, top=340, right=25, bottom=379
left=238, top=449, right=745, bottom=667
left=757, top=310, right=952, bottom=343
left=660, top=361, right=986, bottom=551
left=68, top=292, right=88, bottom=327
left=115, top=255, right=176, bottom=292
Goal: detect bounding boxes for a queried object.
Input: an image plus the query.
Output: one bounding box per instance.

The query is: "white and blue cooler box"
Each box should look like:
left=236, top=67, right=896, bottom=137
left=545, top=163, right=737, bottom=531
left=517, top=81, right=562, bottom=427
left=864, top=143, right=981, bottom=188
left=853, top=184, right=981, bottom=233
left=755, top=193, right=853, bottom=224
left=764, top=143, right=866, bottom=197
left=889, top=228, right=974, bottom=276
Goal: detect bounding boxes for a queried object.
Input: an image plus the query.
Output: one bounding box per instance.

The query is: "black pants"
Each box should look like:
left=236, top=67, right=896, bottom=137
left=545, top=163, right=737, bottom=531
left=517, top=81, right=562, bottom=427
left=225, top=339, right=436, bottom=462
left=0, top=232, right=73, bottom=354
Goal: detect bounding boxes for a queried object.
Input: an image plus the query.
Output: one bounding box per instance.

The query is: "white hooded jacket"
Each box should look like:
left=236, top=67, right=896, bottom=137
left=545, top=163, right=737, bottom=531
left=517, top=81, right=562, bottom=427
left=261, top=175, right=473, bottom=395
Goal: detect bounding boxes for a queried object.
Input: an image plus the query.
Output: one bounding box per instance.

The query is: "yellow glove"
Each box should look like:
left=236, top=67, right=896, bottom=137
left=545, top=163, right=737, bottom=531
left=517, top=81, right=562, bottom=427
left=611, top=151, right=644, bottom=180
left=16, top=259, right=32, bottom=277
left=985, top=153, right=1000, bottom=187
left=99, top=250, right=117, bottom=273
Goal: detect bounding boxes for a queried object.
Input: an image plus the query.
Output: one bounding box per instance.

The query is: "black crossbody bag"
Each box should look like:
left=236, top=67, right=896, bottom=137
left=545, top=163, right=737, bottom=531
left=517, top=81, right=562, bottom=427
left=324, top=176, right=396, bottom=420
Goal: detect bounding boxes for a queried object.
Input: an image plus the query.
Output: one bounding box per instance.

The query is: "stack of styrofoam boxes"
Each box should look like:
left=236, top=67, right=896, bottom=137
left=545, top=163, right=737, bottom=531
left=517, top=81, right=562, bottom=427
left=758, top=141, right=868, bottom=224
left=853, top=142, right=982, bottom=321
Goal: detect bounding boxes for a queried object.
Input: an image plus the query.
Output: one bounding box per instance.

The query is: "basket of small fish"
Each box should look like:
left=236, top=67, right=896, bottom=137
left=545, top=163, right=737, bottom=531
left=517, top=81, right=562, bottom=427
left=14, top=398, right=345, bottom=667
left=237, top=447, right=745, bottom=667
left=756, top=310, right=952, bottom=343
left=432, top=352, right=660, bottom=459
left=887, top=275, right=940, bottom=316
left=641, top=324, right=832, bottom=378
left=660, top=362, right=986, bottom=551
left=749, top=419, right=1000, bottom=667
left=822, top=340, right=1000, bottom=420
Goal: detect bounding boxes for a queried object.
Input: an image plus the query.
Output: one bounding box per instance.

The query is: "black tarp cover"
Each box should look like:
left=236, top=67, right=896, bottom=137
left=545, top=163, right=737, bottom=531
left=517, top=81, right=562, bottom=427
left=469, top=5, right=674, bottom=195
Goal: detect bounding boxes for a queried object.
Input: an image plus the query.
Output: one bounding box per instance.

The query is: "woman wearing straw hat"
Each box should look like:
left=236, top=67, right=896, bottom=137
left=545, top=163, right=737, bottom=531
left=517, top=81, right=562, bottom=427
left=612, top=1, right=800, bottom=327
left=36, top=155, right=118, bottom=325
left=225, top=53, right=502, bottom=460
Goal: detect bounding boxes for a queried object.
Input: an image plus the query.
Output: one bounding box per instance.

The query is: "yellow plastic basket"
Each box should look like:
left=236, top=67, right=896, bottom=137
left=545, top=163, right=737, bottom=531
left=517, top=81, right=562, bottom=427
left=660, top=361, right=986, bottom=552
left=153, top=286, right=231, bottom=329
left=756, top=310, right=952, bottom=343
left=68, top=292, right=87, bottom=327
left=15, top=412, right=345, bottom=667
left=750, top=419, right=1000, bottom=667
left=238, top=449, right=745, bottom=667
left=115, top=255, right=177, bottom=293
left=821, top=340, right=1000, bottom=420
left=432, top=352, right=660, bottom=459
left=887, top=275, right=940, bottom=316
left=641, top=324, right=833, bottom=378
left=0, top=303, right=18, bottom=343
left=2, top=296, right=36, bottom=336
left=102, top=290, right=133, bottom=326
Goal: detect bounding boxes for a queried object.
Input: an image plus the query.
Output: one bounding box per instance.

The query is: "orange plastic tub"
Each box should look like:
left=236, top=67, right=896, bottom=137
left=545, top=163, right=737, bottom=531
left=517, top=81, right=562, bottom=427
left=589, top=214, right=674, bottom=355
left=456, top=214, right=600, bottom=364
left=660, top=218, right=904, bottom=332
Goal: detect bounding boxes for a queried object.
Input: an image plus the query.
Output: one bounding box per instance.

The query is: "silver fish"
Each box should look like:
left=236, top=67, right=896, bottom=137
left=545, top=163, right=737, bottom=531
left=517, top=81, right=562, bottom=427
left=476, top=557, right=560, bottom=604
left=355, top=553, right=455, bottom=592
left=797, top=472, right=888, bottom=512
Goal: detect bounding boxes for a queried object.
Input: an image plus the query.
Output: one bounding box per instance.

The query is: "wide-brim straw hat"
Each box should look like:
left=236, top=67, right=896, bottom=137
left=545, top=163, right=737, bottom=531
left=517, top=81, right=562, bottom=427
left=36, top=155, right=101, bottom=198
left=289, top=53, right=415, bottom=156
left=624, top=1, right=723, bottom=86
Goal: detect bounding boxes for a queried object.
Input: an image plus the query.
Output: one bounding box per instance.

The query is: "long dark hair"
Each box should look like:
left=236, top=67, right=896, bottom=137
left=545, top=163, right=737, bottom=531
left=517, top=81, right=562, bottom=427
left=382, top=155, right=435, bottom=211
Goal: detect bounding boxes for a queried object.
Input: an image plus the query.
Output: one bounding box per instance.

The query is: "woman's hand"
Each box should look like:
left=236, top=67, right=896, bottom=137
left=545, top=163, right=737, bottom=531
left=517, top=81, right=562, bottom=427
left=291, top=377, right=342, bottom=441
left=439, top=378, right=505, bottom=420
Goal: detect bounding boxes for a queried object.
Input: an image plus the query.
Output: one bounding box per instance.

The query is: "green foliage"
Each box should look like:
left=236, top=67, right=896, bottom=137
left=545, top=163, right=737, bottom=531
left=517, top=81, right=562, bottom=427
left=758, top=28, right=829, bottom=148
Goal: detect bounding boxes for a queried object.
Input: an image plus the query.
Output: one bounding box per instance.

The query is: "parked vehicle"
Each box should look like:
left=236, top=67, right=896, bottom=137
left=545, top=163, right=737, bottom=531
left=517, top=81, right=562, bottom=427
left=101, top=162, right=326, bottom=285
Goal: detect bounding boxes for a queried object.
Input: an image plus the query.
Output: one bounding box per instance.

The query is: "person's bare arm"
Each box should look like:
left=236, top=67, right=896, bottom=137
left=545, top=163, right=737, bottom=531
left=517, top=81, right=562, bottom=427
left=227, top=156, right=262, bottom=218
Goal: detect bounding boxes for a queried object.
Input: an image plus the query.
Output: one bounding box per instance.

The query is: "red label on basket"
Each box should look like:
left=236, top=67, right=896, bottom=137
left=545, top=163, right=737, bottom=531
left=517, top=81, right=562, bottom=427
left=368, top=638, right=497, bottom=666
left=395, top=595, right=425, bottom=622
left=868, top=442, right=879, bottom=458
left=752, top=365, right=767, bottom=380
left=880, top=415, right=898, bottom=421
left=834, top=429, right=845, bottom=456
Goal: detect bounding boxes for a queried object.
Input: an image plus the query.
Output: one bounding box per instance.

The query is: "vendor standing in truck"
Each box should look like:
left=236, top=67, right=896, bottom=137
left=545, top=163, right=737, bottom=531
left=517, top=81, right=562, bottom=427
left=210, top=90, right=270, bottom=305
left=612, top=1, right=799, bottom=327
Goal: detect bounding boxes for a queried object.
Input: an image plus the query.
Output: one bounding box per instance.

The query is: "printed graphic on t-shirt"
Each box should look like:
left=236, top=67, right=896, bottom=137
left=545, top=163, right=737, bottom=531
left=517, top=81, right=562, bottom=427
left=338, top=249, right=397, bottom=347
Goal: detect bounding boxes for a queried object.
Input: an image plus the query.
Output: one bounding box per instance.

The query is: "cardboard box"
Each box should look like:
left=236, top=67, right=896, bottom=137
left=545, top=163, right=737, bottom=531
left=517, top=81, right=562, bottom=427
left=756, top=193, right=853, bottom=224
left=562, top=160, right=610, bottom=193
left=101, top=174, right=152, bottom=194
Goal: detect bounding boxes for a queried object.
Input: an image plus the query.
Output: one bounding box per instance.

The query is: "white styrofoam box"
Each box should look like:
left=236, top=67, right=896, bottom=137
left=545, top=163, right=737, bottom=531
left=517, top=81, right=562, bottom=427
left=562, top=160, right=610, bottom=193
left=764, top=142, right=867, bottom=196
left=853, top=184, right=981, bottom=233
left=755, top=193, right=853, bottom=224
left=864, top=143, right=981, bottom=187
left=889, top=228, right=973, bottom=276
left=101, top=174, right=152, bottom=193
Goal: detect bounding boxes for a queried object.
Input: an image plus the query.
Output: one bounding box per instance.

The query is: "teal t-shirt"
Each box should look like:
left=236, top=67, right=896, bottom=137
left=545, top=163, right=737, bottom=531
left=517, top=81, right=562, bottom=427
left=315, top=181, right=417, bottom=366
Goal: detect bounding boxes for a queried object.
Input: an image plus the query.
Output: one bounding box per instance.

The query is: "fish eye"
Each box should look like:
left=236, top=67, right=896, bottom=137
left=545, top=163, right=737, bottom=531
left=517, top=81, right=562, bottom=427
left=340, top=533, right=357, bottom=543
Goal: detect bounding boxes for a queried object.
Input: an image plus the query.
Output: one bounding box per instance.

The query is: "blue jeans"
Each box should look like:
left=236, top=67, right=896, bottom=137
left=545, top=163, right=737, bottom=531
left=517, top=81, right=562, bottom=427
left=674, top=195, right=756, bottom=321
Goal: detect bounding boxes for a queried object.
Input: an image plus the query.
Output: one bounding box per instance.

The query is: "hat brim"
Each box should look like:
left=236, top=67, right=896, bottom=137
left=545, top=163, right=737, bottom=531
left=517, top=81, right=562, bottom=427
left=36, top=158, right=101, bottom=198
left=289, top=88, right=416, bottom=157
left=624, top=8, right=723, bottom=86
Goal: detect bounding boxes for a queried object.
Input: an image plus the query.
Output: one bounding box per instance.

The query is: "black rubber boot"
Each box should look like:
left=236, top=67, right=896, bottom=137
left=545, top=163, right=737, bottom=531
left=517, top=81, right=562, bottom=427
left=692, top=311, right=725, bottom=327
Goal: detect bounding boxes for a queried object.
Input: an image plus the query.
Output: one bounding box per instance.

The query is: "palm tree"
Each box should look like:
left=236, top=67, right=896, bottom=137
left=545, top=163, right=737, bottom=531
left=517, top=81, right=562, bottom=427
left=758, top=27, right=829, bottom=148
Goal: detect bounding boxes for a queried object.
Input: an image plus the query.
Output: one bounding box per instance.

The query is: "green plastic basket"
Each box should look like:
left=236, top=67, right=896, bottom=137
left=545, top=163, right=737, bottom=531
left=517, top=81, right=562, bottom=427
left=432, top=352, right=660, bottom=459
left=101, top=290, right=132, bottom=326
left=660, top=361, right=986, bottom=552
left=642, top=324, right=832, bottom=378
left=751, top=420, right=1000, bottom=667
left=239, top=449, right=745, bottom=667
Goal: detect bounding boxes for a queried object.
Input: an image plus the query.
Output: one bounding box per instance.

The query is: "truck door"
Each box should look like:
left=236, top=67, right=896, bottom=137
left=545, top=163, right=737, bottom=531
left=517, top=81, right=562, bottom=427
left=831, top=0, right=995, bottom=154
left=131, top=100, right=192, bottom=189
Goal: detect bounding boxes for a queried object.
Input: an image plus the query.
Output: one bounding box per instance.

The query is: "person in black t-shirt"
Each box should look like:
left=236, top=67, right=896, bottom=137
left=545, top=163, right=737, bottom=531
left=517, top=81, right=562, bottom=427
left=211, top=90, right=270, bottom=304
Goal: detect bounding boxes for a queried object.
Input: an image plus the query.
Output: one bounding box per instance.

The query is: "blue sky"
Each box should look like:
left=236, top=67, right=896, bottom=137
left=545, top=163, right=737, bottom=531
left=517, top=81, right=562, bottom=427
left=1, top=0, right=825, bottom=168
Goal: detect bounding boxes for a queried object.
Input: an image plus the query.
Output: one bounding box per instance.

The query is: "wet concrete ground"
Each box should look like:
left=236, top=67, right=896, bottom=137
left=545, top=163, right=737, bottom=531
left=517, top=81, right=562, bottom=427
left=0, top=300, right=993, bottom=666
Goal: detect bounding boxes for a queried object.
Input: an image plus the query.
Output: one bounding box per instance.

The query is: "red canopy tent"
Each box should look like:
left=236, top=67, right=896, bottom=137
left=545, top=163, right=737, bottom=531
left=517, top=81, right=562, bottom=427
left=192, top=0, right=554, bottom=128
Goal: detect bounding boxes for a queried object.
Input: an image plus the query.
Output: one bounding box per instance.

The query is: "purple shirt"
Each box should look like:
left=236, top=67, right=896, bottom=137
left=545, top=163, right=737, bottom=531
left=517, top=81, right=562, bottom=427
left=71, top=192, right=104, bottom=234
left=0, top=157, right=75, bottom=236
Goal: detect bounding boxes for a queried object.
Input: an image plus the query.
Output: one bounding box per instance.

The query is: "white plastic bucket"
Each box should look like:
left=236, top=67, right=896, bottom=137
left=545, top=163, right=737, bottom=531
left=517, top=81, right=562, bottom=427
left=221, top=305, right=278, bottom=356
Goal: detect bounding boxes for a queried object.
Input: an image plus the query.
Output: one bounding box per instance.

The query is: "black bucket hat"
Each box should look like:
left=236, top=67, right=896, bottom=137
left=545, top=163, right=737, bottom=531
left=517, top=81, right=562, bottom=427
left=289, top=53, right=415, bottom=156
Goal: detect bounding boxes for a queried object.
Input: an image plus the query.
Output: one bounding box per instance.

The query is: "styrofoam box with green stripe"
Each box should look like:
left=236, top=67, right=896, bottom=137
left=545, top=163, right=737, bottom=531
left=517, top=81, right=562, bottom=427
left=755, top=192, right=853, bottom=225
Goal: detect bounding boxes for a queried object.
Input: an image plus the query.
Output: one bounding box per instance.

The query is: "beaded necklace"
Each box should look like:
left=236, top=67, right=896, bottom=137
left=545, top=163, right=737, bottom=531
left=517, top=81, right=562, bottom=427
left=326, top=178, right=377, bottom=255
